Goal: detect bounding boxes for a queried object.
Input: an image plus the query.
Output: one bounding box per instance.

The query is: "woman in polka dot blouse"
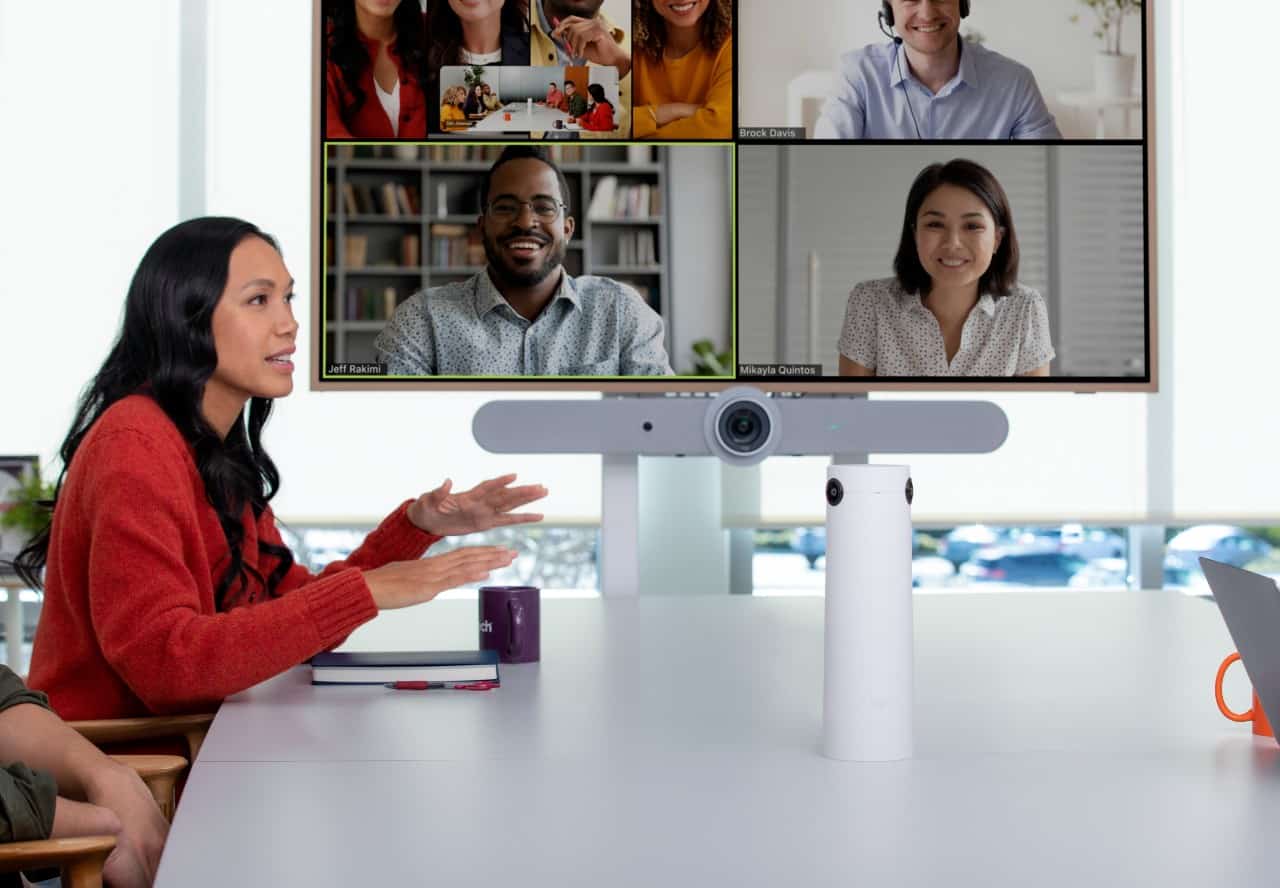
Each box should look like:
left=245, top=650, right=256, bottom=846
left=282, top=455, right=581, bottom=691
left=837, top=158, right=1055, bottom=377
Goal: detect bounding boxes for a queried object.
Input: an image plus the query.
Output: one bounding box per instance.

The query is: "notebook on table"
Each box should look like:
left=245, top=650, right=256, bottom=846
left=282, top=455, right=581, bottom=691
left=310, top=649, right=500, bottom=685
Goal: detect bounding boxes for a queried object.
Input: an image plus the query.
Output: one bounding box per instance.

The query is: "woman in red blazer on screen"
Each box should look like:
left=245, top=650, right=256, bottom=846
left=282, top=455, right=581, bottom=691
left=325, top=0, right=428, bottom=138
left=18, top=217, right=546, bottom=723
left=578, top=83, right=617, bottom=132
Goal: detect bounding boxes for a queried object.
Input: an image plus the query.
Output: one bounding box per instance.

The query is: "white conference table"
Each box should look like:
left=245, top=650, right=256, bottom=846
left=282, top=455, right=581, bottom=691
left=469, top=103, right=580, bottom=133
left=155, top=592, right=1280, bottom=887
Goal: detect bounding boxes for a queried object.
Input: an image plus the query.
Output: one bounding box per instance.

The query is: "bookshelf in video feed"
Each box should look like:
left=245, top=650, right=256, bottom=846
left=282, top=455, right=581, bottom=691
left=316, top=0, right=735, bottom=389
left=735, top=0, right=1155, bottom=392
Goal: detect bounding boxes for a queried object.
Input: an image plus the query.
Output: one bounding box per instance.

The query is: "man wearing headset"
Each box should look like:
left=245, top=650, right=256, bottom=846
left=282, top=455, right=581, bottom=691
left=815, top=0, right=1061, bottom=140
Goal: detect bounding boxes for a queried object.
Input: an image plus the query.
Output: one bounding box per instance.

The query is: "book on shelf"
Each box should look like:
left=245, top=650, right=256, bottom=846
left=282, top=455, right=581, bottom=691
left=341, top=182, right=420, bottom=216
left=428, top=145, right=505, bottom=163
left=310, top=649, right=500, bottom=685
left=626, top=144, right=652, bottom=166
left=430, top=224, right=483, bottom=268
left=426, top=144, right=582, bottom=165
left=616, top=230, right=657, bottom=267
left=375, top=183, right=391, bottom=218
left=342, top=235, right=368, bottom=267
left=400, top=233, right=421, bottom=267
left=587, top=177, right=659, bottom=220
left=345, top=286, right=405, bottom=321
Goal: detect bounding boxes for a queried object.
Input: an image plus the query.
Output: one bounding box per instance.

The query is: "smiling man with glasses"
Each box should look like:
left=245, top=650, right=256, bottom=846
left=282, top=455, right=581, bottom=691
left=375, top=146, right=672, bottom=376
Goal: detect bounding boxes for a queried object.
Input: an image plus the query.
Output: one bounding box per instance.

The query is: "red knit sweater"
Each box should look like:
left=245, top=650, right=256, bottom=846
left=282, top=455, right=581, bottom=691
left=578, top=102, right=617, bottom=132
left=27, top=395, right=439, bottom=720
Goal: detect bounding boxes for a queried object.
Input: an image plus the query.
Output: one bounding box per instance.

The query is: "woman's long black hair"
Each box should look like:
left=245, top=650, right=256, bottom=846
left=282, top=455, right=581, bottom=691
left=11, top=217, right=295, bottom=609
left=326, top=0, right=429, bottom=124
left=586, top=83, right=614, bottom=112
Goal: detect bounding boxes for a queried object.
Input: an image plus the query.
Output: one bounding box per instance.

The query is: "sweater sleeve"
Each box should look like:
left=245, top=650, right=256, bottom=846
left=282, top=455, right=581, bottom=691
left=0, top=668, right=57, bottom=842
left=265, top=500, right=440, bottom=598
left=0, top=762, right=56, bottom=843
left=80, top=429, right=381, bottom=713
left=0, top=667, right=50, bottom=715
left=263, top=502, right=438, bottom=652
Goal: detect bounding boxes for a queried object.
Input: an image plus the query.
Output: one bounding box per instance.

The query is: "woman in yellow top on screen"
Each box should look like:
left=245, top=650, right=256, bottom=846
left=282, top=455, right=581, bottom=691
left=632, top=0, right=732, bottom=140
left=440, top=85, right=469, bottom=128
left=837, top=159, right=1055, bottom=378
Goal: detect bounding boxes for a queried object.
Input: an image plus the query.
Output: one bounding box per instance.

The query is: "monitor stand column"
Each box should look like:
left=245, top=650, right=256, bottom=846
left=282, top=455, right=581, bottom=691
left=600, top=453, right=640, bottom=597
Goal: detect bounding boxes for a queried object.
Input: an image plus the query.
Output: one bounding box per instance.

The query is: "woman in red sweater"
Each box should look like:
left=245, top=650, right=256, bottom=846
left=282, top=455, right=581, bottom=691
left=578, top=83, right=617, bottom=132
left=19, top=217, right=543, bottom=721
left=325, top=0, right=429, bottom=138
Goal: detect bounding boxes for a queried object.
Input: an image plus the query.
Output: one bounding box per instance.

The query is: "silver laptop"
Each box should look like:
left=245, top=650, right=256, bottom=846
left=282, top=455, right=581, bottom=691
left=1201, top=557, right=1280, bottom=730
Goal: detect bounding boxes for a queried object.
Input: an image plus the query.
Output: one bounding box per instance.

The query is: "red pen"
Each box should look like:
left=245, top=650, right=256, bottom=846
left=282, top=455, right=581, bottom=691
left=385, top=681, right=499, bottom=691
left=550, top=16, right=573, bottom=58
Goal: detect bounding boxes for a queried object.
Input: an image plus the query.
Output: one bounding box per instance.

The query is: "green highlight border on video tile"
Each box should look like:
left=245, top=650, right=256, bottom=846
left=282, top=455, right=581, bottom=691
left=321, top=140, right=737, bottom=382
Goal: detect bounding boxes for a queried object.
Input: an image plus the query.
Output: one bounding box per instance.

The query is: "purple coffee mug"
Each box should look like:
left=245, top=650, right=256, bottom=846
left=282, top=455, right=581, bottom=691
left=479, top=586, right=540, bottom=664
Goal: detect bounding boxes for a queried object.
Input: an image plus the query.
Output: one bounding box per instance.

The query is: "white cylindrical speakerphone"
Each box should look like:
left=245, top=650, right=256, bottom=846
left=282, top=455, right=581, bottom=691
left=822, top=464, right=914, bottom=762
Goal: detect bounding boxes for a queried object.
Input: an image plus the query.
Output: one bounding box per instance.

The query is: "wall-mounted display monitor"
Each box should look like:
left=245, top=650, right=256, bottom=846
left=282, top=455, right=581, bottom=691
left=312, top=0, right=1154, bottom=392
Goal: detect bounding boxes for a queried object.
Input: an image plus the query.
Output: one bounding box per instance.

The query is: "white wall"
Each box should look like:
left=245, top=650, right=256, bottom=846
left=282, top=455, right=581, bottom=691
left=600, top=0, right=629, bottom=34
left=740, top=0, right=1147, bottom=138
left=667, top=147, right=733, bottom=374
left=0, top=1, right=179, bottom=474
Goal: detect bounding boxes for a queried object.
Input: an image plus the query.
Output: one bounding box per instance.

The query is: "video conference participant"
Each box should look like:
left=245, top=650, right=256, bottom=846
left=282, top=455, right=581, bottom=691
left=324, top=0, right=428, bottom=138
left=23, top=218, right=539, bottom=723
left=376, top=147, right=673, bottom=376
left=579, top=83, right=618, bottom=130
left=531, top=0, right=633, bottom=136
left=814, top=0, right=1061, bottom=140
left=483, top=83, right=504, bottom=110
left=427, top=0, right=531, bottom=133
left=562, top=79, right=589, bottom=117
left=837, top=159, right=1054, bottom=376
left=464, top=83, right=486, bottom=117
left=633, top=0, right=733, bottom=139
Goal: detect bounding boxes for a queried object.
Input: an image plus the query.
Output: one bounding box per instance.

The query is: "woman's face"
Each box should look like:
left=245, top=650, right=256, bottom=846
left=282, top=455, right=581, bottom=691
left=448, top=0, right=503, bottom=23
left=914, top=184, right=1003, bottom=290
left=207, top=237, right=298, bottom=405
left=355, top=0, right=402, bottom=19
left=652, top=0, right=711, bottom=30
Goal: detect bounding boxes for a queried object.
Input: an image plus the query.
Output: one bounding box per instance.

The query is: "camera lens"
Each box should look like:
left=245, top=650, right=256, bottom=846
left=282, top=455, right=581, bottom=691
left=826, top=478, right=843, bottom=506
left=716, top=402, right=770, bottom=454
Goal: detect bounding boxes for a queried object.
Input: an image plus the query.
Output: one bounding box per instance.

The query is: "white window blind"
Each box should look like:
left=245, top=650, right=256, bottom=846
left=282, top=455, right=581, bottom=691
left=737, top=147, right=780, bottom=364
left=749, top=392, right=1148, bottom=527
left=1054, top=146, right=1147, bottom=377
left=1169, top=0, right=1280, bottom=520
